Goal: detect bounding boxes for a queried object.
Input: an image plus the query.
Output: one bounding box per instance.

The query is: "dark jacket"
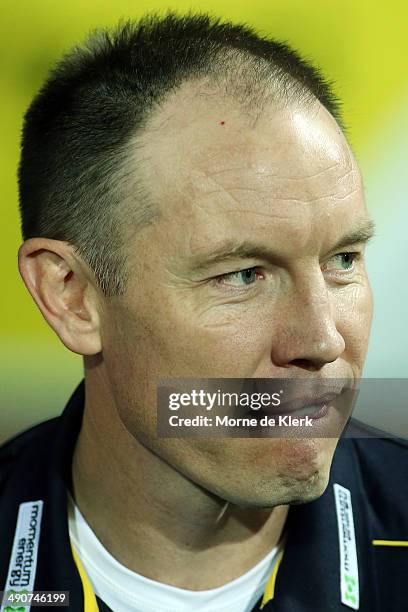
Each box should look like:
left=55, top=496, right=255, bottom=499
left=1, top=381, right=407, bottom=611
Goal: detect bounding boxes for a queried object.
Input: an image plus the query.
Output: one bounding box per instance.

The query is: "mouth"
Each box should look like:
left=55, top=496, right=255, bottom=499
left=245, top=391, right=345, bottom=422
left=273, top=392, right=340, bottom=417
left=274, top=399, right=331, bottom=420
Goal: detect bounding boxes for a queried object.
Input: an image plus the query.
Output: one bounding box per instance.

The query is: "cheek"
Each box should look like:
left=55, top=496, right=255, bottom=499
left=143, top=297, right=269, bottom=377
left=335, top=282, right=373, bottom=358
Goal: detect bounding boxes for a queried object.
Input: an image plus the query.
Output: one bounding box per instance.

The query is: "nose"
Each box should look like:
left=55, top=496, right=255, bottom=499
left=270, top=274, right=346, bottom=371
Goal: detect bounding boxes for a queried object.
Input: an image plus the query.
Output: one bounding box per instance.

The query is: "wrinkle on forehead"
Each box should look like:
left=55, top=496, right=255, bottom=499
left=134, top=86, right=363, bottom=221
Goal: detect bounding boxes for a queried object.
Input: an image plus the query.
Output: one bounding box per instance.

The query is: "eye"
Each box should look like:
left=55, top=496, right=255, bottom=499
left=215, top=267, right=263, bottom=288
left=322, top=252, right=360, bottom=273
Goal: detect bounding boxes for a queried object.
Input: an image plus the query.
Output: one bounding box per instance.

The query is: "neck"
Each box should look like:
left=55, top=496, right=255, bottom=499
left=71, top=371, right=288, bottom=590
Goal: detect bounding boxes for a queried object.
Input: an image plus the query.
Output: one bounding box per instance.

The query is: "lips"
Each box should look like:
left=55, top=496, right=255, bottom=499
left=271, top=391, right=342, bottom=415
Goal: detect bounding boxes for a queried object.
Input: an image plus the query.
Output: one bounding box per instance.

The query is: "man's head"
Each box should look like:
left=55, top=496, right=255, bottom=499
left=18, top=12, right=374, bottom=508
left=18, top=12, right=344, bottom=297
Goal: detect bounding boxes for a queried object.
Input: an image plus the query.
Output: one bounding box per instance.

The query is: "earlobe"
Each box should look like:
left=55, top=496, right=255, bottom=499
left=18, top=238, right=102, bottom=356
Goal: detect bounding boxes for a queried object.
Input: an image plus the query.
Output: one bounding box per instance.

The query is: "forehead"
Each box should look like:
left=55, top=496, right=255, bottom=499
left=134, top=81, right=365, bottom=250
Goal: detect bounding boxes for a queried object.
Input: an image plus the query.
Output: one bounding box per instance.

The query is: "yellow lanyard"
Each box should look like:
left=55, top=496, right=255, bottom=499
left=71, top=543, right=99, bottom=611
left=260, top=549, right=285, bottom=609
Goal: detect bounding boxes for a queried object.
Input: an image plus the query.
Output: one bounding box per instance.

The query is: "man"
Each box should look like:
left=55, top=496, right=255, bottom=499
left=1, top=11, right=407, bottom=612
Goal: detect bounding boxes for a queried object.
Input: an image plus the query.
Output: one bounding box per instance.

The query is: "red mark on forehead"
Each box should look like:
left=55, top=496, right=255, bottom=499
left=219, top=120, right=225, bottom=125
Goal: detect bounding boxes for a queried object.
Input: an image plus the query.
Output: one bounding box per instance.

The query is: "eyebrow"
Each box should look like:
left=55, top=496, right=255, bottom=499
left=190, top=218, right=376, bottom=274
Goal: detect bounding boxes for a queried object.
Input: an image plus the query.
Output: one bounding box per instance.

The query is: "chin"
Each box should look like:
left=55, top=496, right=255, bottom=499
left=274, top=437, right=335, bottom=505
left=222, top=439, right=335, bottom=508
left=280, top=466, right=332, bottom=506
left=249, top=466, right=331, bottom=508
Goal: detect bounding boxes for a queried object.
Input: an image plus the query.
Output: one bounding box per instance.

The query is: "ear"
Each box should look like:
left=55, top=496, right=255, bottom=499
left=18, top=238, right=102, bottom=355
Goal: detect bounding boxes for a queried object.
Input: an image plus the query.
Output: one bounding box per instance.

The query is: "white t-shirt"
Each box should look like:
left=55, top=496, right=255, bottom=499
left=68, top=494, right=282, bottom=612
